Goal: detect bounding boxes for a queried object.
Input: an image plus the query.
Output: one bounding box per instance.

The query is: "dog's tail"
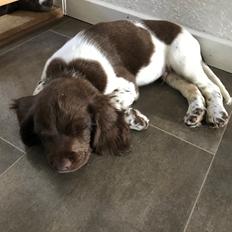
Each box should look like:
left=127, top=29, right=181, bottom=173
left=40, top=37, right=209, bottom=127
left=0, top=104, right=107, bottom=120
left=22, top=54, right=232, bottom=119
left=202, top=62, right=232, bottom=105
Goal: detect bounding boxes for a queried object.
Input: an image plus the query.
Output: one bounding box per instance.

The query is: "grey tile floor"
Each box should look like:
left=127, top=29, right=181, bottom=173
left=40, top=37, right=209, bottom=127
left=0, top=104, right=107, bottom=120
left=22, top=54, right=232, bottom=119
left=0, top=16, right=232, bottom=232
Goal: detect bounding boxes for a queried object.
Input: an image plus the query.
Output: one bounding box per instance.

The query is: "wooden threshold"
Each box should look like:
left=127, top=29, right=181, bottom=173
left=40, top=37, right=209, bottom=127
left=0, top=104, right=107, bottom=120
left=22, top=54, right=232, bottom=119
left=0, top=6, right=63, bottom=47
left=0, top=0, right=18, bottom=7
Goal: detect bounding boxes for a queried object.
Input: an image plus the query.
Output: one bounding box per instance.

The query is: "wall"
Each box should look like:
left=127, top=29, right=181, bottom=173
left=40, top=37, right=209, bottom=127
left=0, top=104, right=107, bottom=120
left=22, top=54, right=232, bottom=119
left=101, top=0, right=232, bottom=41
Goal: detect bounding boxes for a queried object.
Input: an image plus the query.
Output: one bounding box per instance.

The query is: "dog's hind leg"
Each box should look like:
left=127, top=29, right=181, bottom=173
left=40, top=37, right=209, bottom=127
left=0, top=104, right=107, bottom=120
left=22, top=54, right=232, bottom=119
left=202, top=62, right=232, bottom=105
left=164, top=72, right=206, bottom=127
left=168, top=30, right=230, bottom=128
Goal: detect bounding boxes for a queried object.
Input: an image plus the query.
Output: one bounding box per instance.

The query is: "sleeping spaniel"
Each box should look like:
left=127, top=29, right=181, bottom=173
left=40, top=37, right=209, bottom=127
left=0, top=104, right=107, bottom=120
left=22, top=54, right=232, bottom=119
left=12, top=20, right=231, bottom=173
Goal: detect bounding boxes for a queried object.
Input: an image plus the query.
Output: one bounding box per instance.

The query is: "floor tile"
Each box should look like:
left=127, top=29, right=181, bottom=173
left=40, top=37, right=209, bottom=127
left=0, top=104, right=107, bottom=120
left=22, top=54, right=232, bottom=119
left=185, top=117, right=232, bottom=232
left=51, top=16, right=91, bottom=37
left=0, top=138, right=23, bottom=175
left=135, top=68, right=232, bottom=154
left=0, top=31, right=68, bottom=149
left=0, top=127, right=212, bottom=232
left=0, top=17, right=68, bottom=55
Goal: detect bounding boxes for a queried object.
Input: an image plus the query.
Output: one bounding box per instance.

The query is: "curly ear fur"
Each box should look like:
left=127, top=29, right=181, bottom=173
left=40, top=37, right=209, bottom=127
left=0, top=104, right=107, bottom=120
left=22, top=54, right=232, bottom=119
left=11, top=96, right=40, bottom=146
left=90, top=95, right=130, bottom=155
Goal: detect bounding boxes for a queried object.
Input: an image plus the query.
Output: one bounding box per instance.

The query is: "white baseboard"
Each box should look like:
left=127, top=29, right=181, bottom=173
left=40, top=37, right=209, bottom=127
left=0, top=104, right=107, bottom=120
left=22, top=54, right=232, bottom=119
left=67, top=0, right=232, bottom=73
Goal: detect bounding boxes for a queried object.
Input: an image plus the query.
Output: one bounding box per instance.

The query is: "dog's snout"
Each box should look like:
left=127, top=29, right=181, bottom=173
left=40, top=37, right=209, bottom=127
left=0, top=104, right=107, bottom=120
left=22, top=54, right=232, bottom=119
left=60, top=158, right=72, bottom=170
left=50, top=157, right=73, bottom=172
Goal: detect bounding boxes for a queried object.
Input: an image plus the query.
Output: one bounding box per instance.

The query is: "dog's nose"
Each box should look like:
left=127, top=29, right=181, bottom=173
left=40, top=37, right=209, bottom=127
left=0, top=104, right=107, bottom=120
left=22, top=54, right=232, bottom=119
left=50, top=158, right=72, bottom=172
left=59, top=158, right=72, bottom=171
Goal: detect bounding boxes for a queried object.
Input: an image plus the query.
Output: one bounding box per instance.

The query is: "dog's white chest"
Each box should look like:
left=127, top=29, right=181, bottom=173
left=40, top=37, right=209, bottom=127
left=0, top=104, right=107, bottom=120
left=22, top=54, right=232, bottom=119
left=135, top=34, right=167, bottom=86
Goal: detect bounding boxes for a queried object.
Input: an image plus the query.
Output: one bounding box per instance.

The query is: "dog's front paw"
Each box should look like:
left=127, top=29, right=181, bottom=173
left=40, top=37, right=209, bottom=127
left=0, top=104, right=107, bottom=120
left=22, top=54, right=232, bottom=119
left=124, top=108, right=149, bottom=131
left=206, top=105, right=229, bottom=128
left=109, top=88, right=136, bottom=111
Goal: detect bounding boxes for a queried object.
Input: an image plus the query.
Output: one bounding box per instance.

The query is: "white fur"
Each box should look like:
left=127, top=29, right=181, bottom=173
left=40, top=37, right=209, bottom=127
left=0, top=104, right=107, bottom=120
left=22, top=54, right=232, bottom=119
left=134, top=22, right=167, bottom=86
left=202, top=62, right=232, bottom=105
left=136, top=35, right=166, bottom=86
left=108, top=78, right=138, bottom=110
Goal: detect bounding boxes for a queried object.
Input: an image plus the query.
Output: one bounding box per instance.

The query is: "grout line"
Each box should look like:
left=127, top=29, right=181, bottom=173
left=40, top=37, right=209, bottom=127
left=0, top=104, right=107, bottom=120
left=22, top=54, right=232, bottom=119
left=0, top=20, right=71, bottom=56
left=214, top=109, right=232, bottom=154
left=0, top=155, right=25, bottom=179
left=182, top=154, right=215, bottom=232
left=0, top=16, right=71, bottom=57
left=49, top=18, right=71, bottom=31
left=49, top=29, right=71, bottom=38
left=0, top=136, right=25, bottom=154
left=149, top=124, right=214, bottom=156
left=182, top=110, right=232, bottom=232
left=0, top=30, right=49, bottom=57
left=211, top=108, right=232, bottom=155
left=0, top=17, right=72, bottom=57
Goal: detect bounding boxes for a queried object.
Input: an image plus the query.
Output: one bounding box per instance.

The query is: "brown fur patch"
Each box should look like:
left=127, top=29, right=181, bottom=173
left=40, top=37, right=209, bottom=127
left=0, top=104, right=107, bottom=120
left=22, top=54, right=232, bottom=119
left=83, top=20, right=154, bottom=76
left=46, top=58, right=107, bottom=93
left=69, top=59, right=107, bottom=93
left=143, top=20, right=182, bottom=44
left=114, top=66, right=135, bottom=83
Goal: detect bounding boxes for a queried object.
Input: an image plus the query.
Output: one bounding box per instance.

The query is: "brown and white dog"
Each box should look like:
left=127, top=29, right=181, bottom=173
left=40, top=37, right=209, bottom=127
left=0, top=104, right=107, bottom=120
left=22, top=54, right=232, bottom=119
left=12, top=20, right=231, bottom=173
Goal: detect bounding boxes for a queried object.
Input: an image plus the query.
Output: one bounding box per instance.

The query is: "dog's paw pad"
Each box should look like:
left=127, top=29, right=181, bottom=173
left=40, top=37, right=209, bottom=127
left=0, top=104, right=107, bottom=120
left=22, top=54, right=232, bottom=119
left=184, top=108, right=205, bottom=128
left=125, top=108, right=149, bottom=131
left=207, top=111, right=229, bottom=128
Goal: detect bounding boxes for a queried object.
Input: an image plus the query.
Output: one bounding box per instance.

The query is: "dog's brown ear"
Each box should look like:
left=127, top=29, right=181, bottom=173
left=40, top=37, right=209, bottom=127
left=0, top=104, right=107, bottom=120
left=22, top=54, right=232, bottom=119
left=90, top=95, right=130, bottom=155
left=11, top=96, right=40, bottom=146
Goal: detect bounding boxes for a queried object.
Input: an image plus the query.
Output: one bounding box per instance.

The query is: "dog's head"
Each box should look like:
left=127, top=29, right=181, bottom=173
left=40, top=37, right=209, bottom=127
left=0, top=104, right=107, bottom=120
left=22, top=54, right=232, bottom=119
left=12, top=78, right=130, bottom=173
